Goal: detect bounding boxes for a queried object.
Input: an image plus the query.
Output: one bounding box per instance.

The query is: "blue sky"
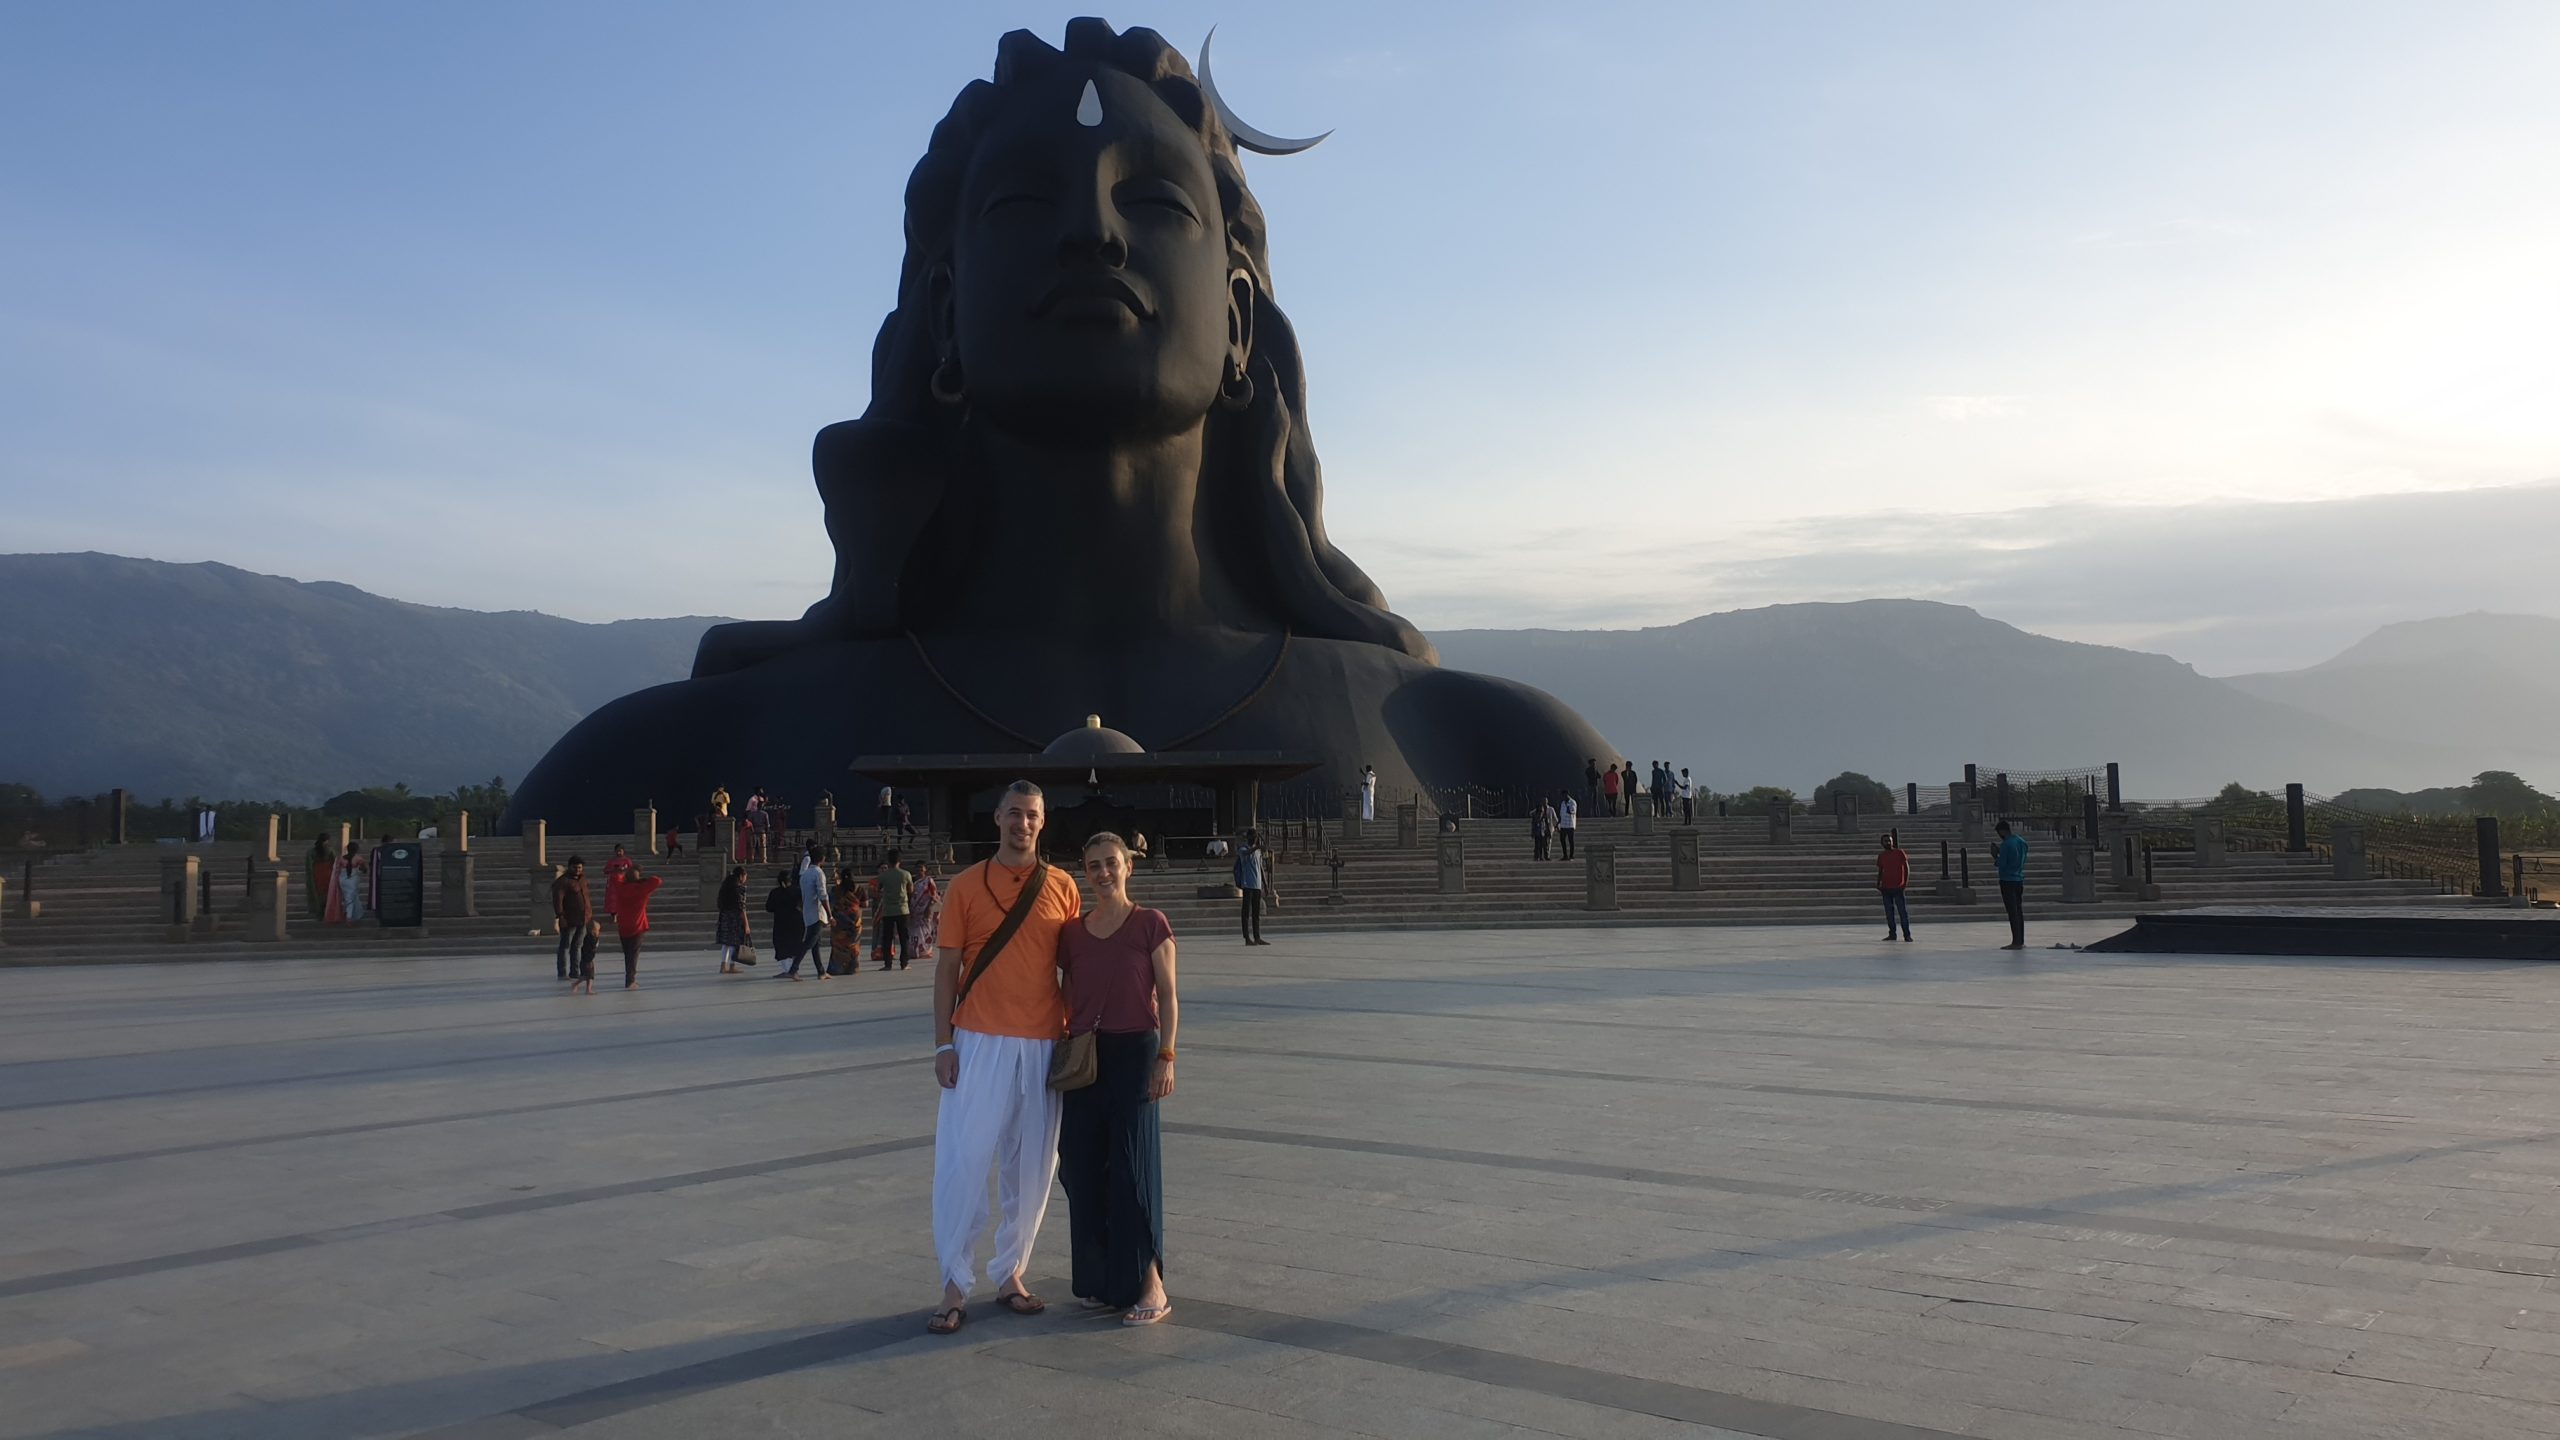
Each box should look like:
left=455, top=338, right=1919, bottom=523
left=5, top=2, right=2556, bottom=673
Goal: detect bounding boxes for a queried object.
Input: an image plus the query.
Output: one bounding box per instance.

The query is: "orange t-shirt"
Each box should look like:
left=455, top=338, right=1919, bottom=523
left=944, top=857, right=1081, bottom=1040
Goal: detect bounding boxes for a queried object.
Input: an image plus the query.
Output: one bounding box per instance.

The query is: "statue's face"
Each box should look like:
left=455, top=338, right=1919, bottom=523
left=950, top=70, right=1240, bottom=441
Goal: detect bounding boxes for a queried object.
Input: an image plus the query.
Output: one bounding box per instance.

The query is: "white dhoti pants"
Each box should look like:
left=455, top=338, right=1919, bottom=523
left=932, top=1028, right=1061, bottom=1297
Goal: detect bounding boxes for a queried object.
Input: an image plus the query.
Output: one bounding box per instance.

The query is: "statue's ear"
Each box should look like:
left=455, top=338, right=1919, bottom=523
left=1227, top=267, right=1256, bottom=371
left=927, top=263, right=957, bottom=355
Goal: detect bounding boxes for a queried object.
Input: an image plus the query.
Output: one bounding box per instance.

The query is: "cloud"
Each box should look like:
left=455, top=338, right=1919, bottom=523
left=1923, top=394, right=2023, bottom=421
left=1363, top=480, right=2560, bottom=675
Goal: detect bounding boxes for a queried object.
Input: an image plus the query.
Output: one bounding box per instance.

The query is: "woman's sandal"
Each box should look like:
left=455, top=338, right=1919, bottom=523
left=998, top=1290, right=1046, bottom=1315
left=1121, top=1302, right=1173, bottom=1327
left=925, top=1305, right=966, bottom=1335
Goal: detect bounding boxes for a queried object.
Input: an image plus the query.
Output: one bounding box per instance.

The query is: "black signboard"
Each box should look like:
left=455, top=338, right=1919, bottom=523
left=376, top=842, right=424, bottom=928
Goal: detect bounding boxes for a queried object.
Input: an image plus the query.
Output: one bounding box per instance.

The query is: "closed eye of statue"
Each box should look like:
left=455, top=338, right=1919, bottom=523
left=982, top=192, right=1055, bottom=217
left=1115, top=181, right=1200, bottom=224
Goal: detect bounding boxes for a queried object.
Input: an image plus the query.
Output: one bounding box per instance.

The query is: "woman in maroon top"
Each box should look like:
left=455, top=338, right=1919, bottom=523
left=1054, top=831, right=1180, bottom=1325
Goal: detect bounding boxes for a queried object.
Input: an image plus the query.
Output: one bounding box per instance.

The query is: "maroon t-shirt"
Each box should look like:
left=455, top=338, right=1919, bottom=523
left=1057, top=906, right=1172, bottom=1035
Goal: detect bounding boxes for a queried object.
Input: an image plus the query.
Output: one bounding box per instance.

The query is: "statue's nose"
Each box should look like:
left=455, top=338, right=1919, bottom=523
left=1056, top=179, right=1130, bottom=268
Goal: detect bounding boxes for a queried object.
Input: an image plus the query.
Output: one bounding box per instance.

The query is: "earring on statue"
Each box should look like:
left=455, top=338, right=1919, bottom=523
left=930, top=353, right=966, bottom=405
left=1217, top=359, right=1255, bottom=411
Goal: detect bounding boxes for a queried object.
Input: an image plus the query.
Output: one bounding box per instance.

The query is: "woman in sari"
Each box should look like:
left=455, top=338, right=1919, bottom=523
left=306, top=837, right=334, bottom=923
left=337, top=852, right=369, bottom=923
left=828, top=865, right=865, bottom=976
left=908, top=862, right=941, bottom=962
left=1055, top=831, right=1179, bottom=1325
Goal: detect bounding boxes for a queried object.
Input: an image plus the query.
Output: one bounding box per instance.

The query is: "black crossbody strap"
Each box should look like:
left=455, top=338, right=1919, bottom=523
left=956, top=861, right=1048, bottom=1010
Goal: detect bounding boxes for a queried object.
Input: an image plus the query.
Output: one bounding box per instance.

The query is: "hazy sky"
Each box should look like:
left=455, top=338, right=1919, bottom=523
left=6, top=2, right=2556, bottom=674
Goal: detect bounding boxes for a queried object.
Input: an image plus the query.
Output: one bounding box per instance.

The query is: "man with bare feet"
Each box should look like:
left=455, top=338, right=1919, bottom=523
left=926, top=781, right=1082, bottom=1335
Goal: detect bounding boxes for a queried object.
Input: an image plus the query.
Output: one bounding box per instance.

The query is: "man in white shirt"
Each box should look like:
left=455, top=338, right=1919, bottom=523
left=1557, top=792, right=1579, bottom=861
left=1677, top=769, right=1694, bottom=825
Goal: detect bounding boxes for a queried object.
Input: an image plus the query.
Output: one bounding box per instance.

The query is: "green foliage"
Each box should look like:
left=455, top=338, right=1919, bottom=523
left=2465, top=770, right=2554, bottom=821
left=2204, top=782, right=2280, bottom=817
left=1731, top=785, right=1801, bottom=814
left=2, top=779, right=512, bottom=850
left=1810, top=771, right=1896, bottom=815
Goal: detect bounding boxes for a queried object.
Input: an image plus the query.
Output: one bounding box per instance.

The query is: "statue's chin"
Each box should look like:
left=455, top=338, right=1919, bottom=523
left=971, top=385, right=1215, bottom=447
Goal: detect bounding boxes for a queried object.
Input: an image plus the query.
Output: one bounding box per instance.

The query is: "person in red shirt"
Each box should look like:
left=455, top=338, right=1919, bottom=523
left=1876, top=833, right=1913, bottom=942
left=605, top=864, right=665, bottom=990
left=1600, top=764, right=1621, bottom=816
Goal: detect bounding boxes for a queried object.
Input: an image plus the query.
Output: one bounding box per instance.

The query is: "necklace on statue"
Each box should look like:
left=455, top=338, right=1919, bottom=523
left=904, top=630, right=1292, bottom=752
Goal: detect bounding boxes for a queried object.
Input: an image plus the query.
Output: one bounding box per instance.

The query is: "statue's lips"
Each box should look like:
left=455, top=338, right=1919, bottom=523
left=1032, top=275, right=1153, bottom=324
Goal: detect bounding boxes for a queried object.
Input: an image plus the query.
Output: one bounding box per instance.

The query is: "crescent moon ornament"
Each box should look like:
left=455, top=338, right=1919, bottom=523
left=1198, top=27, right=1331, bottom=156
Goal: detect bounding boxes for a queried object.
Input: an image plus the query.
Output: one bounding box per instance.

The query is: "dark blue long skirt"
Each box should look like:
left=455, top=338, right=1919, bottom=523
left=1057, top=1028, right=1164, bottom=1307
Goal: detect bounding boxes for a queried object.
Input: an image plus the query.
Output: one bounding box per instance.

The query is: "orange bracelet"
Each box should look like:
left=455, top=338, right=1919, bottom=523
left=1157, top=1048, right=1177, bottom=1061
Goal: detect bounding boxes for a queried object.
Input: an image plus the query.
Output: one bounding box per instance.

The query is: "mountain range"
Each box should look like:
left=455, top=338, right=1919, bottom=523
left=3, top=553, right=2549, bottom=803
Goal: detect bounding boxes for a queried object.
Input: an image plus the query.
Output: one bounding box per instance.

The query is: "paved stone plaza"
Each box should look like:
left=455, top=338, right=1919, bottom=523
left=5, top=919, right=2559, bottom=1439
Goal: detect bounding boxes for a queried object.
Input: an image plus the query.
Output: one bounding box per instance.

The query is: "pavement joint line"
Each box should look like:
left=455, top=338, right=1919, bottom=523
left=411, top=1287, right=1969, bottom=1440
left=1163, top=1121, right=2478, bottom=1268
left=1191, top=993, right=2559, bottom=1079
left=1192, top=1041, right=2327, bottom=1131
left=0, top=1134, right=936, bottom=1300
left=0, top=1008, right=932, bottom=1115
left=0, top=1054, right=926, bottom=1179
left=0, top=971, right=936, bottom=1070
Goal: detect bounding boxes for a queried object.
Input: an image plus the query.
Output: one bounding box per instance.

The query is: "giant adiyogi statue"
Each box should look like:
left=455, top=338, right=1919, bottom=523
left=507, top=19, right=1609, bottom=832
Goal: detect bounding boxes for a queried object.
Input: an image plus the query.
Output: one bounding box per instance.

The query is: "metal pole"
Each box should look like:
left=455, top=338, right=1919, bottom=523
left=2285, top=784, right=2306, bottom=852
left=2144, top=845, right=2155, bottom=886
left=1906, top=782, right=1919, bottom=816
left=1963, top=764, right=1977, bottom=799
left=1938, top=839, right=1950, bottom=880
left=1959, top=848, right=1971, bottom=887
left=2477, top=817, right=2506, bottom=898
left=2105, top=762, right=2121, bottom=812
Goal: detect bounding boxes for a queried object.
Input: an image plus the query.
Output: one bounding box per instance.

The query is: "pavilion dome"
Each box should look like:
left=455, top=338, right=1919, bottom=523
left=1040, top=714, right=1145, bottom=761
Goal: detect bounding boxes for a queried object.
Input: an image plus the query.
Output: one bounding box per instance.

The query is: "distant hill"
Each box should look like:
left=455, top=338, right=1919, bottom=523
left=1434, top=600, right=2467, bottom=797
left=0, top=556, right=2524, bottom=804
left=0, top=554, right=718, bottom=803
left=2224, top=614, right=2560, bottom=781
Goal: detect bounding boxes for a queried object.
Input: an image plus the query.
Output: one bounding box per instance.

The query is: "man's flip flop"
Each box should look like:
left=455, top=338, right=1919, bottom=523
left=998, top=1291, right=1046, bottom=1315
left=925, top=1306, right=966, bottom=1334
left=1121, top=1303, right=1173, bottom=1327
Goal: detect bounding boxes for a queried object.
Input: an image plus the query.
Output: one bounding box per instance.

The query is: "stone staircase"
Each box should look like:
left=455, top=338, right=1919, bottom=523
left=0, top=809, right=2451, bottom=963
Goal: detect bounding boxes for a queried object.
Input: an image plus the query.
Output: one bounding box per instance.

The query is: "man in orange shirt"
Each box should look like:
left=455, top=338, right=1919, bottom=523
left=1876, top=832, right=1913, bottom=943
left=927, top=780, right=1082, bottom=1334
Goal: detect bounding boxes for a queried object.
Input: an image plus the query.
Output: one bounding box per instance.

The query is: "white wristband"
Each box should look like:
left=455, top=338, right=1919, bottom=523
left=934, top=1043, right=955, bottom=1055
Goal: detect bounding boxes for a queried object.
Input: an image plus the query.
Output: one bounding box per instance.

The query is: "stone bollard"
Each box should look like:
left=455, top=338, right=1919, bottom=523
left=1436, top=834, right=1466, bottom=894
left=813, top=799, right=836, bottom=846
left=1956, top=799, right=1986, bottom=844
left=2331, top=823, right=2368, bottom=880
left=2060, top=838, right=2097, bottom=902
left=1339, top=790, right=1363, bottom=843
left=1767, top=801, right=1793, bottom=845
left=440, top=846, right=478, bottom=918
left=634, top=805, right=658, bottom=855
left=162, top=852, right=200, bottom=941
left=1586, top=844, right=1619, bottom=911
left=1670, top=828, right=1700, bottom=891
left=259, top=813, right=281, bottom=865
left=2191, top=815, right=2224, bottom=868
left=2110, top=832, right=2142, bottom=891
left=0, top=876, right=8, bottom=945
left=1632, top=802, right=1653, bottom=837
left=1835, top=795, right=1860, bottom=834
left=246, top=868, right=290, bottom=942
left=522, top=818, right=558, bottom=913
left=1395, top=801, right=1420, bottom=850
left=13, top=860, right=37, bottom=920
left=712, top=815, right=738, bottom=864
